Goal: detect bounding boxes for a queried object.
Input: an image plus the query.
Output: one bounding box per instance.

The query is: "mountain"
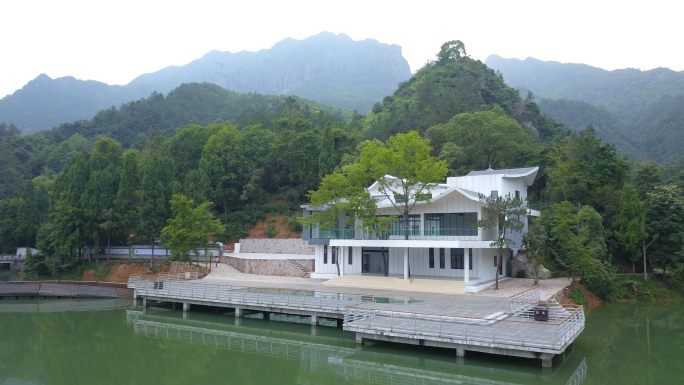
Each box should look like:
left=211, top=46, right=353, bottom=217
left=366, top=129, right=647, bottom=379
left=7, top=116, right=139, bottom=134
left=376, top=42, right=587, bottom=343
left=486, top=55, right=684, bottom=162
left=363, top=56, right=566, bottom=142
left=45, top=82, right=353, bottom=149
left=0, top=32, right=411, bottom=134
left=485, top=55, right=684, bottom=120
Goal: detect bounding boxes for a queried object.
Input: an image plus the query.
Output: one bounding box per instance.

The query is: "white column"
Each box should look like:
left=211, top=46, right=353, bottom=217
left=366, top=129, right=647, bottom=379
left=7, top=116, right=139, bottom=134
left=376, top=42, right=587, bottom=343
left=464, top=248, right=470, bottom=284
left=403, top=247, right=409, bottom=279
left=340, top=247, right=345, bottom=276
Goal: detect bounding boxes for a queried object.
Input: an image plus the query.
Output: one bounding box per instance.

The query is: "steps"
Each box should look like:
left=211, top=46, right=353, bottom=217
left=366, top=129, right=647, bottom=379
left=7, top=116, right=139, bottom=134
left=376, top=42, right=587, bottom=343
left=323, top=275, right=466, bottom=294
left=288, top=260, right=312, bottom=278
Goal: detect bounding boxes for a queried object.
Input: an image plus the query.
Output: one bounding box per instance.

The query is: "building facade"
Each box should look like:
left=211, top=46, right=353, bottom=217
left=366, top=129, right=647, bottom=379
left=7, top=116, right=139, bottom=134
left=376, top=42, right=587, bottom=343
left=302, top=167, right=540, bottom=292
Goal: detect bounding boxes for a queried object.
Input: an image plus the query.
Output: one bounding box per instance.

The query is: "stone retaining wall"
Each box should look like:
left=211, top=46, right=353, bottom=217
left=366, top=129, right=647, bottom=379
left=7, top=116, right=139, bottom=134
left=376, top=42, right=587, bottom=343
left=223, top=256, right=313, bottom=278
left=169, top=262, right=210, bottom=277
left=238, top=239, right=314, bottom=255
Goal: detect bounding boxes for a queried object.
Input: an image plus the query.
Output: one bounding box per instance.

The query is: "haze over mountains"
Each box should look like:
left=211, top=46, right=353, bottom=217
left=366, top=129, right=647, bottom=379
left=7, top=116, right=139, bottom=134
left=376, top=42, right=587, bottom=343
left=0, top=32, right=410, bottom=134
left=485, top=55, right=684, bottom=163
left=2, top=32, right=684, bottom=164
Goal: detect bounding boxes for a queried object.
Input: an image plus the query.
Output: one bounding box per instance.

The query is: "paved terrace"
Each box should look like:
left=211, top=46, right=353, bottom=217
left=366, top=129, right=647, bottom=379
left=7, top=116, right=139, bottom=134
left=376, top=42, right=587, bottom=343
left=130, top=264, right=580, bottom=367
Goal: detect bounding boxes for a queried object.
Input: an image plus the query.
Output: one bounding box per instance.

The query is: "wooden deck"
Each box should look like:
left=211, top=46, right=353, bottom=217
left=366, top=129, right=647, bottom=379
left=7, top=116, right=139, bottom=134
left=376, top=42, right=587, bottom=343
left=129, top=275, right=584, bottom=367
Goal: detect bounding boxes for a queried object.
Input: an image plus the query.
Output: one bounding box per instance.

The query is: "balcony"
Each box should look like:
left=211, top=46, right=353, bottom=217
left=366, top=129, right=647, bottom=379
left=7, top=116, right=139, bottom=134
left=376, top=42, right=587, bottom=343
left=310, top=227, right=483, bottom=241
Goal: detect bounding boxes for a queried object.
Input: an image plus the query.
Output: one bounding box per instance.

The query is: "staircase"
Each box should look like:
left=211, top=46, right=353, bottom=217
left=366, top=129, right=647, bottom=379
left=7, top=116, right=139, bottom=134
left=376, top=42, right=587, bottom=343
left=289, top=260, right=312, bottom=278
left=323, top=275, right=466, bottom=294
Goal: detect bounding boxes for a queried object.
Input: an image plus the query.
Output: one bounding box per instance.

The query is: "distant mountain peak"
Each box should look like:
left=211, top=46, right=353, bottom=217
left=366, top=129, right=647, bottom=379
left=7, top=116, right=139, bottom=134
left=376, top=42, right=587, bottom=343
left=0, top=33, right=411, bottom=133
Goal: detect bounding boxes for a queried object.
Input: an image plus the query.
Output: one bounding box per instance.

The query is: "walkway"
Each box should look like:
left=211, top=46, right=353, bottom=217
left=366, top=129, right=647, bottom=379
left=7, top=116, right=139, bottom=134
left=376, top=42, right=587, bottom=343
left=130, top=264, right=582, bottom=367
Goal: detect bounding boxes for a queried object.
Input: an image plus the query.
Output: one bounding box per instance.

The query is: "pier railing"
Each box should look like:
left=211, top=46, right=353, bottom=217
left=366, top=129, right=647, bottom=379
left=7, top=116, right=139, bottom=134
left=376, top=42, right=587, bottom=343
left=127, top=273, right=198, bottom=289
left=343, top=302, right=585, bottom=353
left=132, top=278, right=376, bottom=313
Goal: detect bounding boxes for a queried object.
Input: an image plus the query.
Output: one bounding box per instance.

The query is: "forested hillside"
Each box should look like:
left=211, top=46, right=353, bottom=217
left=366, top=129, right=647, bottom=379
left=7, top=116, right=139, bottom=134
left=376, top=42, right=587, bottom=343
left=486, top=55, right=684, bottom=163
left=2, top=41, right=684, bottom=298
left=365, top=45, right=566, bottom=143
left=0, top=32, right=410, bottom=134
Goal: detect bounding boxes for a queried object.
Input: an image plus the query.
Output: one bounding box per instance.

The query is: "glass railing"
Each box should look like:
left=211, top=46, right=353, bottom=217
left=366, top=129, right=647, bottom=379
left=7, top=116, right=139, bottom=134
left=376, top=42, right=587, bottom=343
left=311, top=227, right=481, bottom=240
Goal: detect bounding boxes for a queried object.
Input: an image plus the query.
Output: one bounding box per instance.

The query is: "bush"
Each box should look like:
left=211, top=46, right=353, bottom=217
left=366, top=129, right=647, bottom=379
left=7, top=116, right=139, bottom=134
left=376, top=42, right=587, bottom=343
left=584, top=270, right=620, bottom=302
left=569, top=287, right=587, bottom=305
left=668, top=268, right=684, bottom=294
left=287, top=216, right=302, bottom=232
left=264, top=224, right=277, bottom=238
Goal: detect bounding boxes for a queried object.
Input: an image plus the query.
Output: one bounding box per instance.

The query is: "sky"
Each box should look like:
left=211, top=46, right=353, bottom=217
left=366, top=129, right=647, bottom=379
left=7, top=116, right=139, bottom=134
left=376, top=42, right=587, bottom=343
left=1, top=0, right=681, bottom=98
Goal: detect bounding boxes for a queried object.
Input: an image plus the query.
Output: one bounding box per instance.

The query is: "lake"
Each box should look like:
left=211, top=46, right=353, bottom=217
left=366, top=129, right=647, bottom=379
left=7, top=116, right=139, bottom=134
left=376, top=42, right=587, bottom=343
left=0, top=299, right=681, bottom=384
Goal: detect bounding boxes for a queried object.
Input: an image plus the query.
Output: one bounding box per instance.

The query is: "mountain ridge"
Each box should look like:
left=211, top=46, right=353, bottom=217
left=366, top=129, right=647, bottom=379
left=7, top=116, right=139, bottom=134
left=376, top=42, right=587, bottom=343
left=0, top=32, right=410, bottom=134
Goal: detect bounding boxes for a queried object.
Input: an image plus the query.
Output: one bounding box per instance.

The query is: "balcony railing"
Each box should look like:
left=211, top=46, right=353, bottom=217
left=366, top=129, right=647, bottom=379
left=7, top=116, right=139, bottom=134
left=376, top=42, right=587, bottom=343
left=311, top=227, right=482, bottom=241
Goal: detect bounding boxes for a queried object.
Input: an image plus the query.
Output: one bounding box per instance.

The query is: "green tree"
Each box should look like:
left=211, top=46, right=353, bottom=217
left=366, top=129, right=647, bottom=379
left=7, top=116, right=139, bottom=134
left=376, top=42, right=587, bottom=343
left=138, top=151, right=174, bottom=259
left=199, top=124, right=247, bottom=222
left=617, top=184, right=647, bottom=273
left=522, top=218, right=550, bottom=285
left=359, top=131, right=448, bottom=241
left=81, top=137, right=122, bottom=263
left=436, top=40, right=467, bottom=63
left=114, top=149, right=141, bottom=245
left=546, top=201, right=607, bottom=283
left=632, top=161, right=662, bottom=200
left=162, top=194, right=225, bottom=265
left=302, top=165, right=393, bottom=276
left=429, top=106, right=530, bottom=172
left=645, top=184, right=684, bottom=279
left=476, top=193, right=527, bottom=289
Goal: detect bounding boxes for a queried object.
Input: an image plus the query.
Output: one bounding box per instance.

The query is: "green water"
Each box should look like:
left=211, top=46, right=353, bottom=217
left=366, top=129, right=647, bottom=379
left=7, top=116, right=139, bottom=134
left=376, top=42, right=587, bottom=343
left=0, top=299, right=681, bottom=384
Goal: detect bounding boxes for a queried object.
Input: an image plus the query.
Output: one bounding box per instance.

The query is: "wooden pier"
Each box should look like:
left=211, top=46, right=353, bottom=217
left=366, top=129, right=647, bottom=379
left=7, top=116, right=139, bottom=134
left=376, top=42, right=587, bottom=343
left=129, top=275, right=584, bottom=367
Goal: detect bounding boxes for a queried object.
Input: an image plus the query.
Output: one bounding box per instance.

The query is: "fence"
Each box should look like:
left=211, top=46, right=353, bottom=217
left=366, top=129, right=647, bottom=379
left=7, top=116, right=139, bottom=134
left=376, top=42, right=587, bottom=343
left=130, top=277, right=376, bottom=314
left=343, top=300, right=585, bottom=353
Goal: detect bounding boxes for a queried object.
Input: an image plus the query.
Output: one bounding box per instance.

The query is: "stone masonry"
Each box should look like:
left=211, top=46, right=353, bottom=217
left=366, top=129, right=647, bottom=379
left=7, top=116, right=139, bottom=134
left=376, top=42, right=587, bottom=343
left=223, top=256, right=314, bottom=278
left=239, top=239, right=314, bottom=255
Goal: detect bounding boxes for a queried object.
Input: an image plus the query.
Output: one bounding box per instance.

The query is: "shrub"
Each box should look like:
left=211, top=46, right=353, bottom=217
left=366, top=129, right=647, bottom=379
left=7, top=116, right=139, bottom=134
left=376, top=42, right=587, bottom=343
left=265, top=224, right=277, bottom=238
left=287, top=216, right=303, bottom=232
left=584, top=270, right=619, bottom=301
left=569, top=287, right=587, bottom=305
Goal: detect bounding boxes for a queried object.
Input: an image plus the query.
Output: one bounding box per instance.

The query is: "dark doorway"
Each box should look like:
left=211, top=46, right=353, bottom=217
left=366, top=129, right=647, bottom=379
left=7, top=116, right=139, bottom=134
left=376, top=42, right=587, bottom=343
left=362, top=248, right=386, bottom=275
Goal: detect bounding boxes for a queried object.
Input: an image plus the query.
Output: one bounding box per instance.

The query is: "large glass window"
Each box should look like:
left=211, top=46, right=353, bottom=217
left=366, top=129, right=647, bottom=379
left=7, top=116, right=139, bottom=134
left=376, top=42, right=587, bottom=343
left=429, top=248, right=434, bottom=268
left=424, top=213, right=478, bottom=236
left=390, top=215, right=420, bottom=237
left=439, top=248, right=445, bottom=269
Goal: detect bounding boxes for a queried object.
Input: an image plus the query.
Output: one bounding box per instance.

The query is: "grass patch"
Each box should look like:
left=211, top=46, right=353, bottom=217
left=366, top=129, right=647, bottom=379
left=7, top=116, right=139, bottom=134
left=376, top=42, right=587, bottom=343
left=569, top=287, right=587, bottom=305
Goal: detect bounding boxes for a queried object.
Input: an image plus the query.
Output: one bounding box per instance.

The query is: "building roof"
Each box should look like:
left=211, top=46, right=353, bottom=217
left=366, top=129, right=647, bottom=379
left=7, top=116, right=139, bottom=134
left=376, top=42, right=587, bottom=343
left=466, top=166, right=539, bottom=177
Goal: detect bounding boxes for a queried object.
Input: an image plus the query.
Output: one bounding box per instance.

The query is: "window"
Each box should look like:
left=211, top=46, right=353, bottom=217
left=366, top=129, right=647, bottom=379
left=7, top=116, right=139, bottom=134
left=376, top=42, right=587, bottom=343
left=515, top=190, right=520, bottom=198
left=429, top=248, right=434, bottom=268
left=451, top=249, right=463, bottom=269
left=348, top=246, right=353, bottom=265
left=494, top=255, right=497, bottom=266
left=491, top=190, right=498, bottom=199
left=424, top=213, right=478, bottom=236
left=439, top=248, right=445, bottom=269
left=331, top=246, right=337, bottom=264
left=323, top=245, right=328, bottom=264
left=390, top=215, right=420, bottom=236
left=450, top=248, right=473, bottom=270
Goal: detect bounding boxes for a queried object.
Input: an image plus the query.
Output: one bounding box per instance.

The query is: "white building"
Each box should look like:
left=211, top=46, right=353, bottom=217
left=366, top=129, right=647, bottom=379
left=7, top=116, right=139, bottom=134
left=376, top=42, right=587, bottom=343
left=301, top=167, right=540, bottom=292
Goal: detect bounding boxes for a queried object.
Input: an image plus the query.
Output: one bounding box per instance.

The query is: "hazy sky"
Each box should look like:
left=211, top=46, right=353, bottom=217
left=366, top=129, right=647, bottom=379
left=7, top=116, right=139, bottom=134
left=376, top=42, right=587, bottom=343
left=1, top=0, right=681, bottom=98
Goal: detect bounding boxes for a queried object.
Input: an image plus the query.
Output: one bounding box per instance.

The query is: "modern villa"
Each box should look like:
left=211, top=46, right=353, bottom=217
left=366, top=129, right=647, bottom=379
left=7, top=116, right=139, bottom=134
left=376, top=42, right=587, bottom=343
left=302, top=166, right=540, bottom=292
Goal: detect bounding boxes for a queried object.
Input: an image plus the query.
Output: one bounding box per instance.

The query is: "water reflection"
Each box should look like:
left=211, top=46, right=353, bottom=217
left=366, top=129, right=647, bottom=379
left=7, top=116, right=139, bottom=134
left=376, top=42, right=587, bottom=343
left=128, top=308, right=587, bottom=385
left=0, top=298, right=132, bottom=313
